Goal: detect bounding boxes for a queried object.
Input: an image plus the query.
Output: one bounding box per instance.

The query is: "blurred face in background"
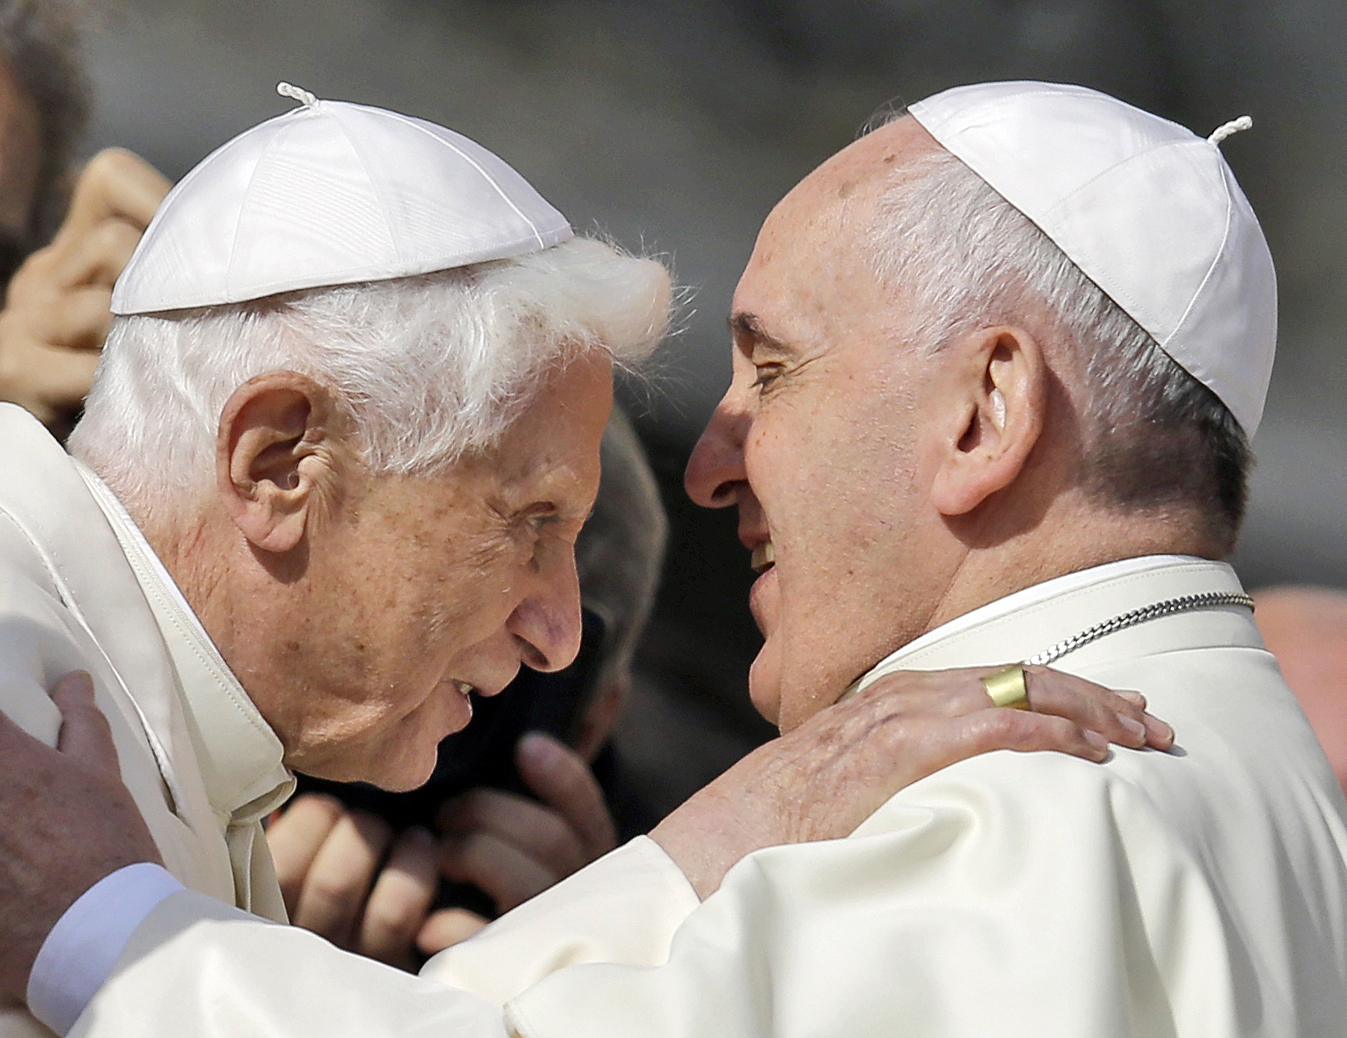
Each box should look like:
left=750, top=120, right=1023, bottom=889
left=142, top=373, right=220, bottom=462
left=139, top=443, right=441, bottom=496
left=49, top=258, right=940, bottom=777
left=0, top=56, right=39, bottom=271
left=1252, top=586, right=1347, bottom=796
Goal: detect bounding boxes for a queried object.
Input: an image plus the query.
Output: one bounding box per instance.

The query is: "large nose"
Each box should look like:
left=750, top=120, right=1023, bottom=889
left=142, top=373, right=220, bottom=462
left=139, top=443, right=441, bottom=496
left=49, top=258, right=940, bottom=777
left=685, top=392, right=751, bottom=509
left=506, top=546, right=584, bottom=673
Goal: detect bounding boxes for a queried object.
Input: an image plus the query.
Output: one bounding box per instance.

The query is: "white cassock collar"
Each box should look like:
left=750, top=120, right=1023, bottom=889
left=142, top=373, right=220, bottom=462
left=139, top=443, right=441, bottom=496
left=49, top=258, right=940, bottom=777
left=73, top=463, right=294, bottom=828
left=849, top=554, right=1254, bottom=698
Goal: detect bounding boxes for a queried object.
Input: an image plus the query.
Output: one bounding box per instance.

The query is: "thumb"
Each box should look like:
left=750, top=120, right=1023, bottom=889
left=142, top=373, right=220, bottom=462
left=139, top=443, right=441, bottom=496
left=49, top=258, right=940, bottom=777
left=51, top=671, right=120, bottom=778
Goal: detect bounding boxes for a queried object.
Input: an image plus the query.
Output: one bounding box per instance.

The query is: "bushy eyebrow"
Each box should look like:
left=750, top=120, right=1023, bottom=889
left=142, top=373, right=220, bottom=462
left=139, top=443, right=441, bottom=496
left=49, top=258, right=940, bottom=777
left=730, top=311, right=794, bottom=358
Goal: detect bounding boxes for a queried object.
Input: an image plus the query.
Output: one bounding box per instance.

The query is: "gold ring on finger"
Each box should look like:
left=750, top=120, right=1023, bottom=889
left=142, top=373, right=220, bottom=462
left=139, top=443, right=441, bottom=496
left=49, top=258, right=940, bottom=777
left=981, top=664, right=1029, bottom=709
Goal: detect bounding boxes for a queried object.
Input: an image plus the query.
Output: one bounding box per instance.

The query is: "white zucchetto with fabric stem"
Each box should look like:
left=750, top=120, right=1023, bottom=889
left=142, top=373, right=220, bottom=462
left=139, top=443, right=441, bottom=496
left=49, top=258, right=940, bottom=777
left=111, top=82, right=573, bottom=316
left=908, top=80, right=1275, bottom=436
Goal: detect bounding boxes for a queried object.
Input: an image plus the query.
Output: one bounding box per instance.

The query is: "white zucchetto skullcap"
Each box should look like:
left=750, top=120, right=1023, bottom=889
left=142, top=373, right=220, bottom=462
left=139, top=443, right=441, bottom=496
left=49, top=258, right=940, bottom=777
left=111, top=83, right=572, bottom=316
left=908, top=81, right=1275, bottom=435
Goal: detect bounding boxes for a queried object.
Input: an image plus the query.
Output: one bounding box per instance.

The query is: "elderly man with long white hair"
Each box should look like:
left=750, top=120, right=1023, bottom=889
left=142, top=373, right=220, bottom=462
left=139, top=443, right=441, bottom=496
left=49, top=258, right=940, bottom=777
left=0, top=87, right=1161, bottom=1036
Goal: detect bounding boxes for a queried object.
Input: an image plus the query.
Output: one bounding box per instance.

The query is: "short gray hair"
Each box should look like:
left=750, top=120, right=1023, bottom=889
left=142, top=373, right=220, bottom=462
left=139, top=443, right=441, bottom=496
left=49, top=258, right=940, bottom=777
left=576, top=404, right=667, bottom=693
left=869, top=146, right=1251, bottom=552
left=70, top=237, right=671, bottom=517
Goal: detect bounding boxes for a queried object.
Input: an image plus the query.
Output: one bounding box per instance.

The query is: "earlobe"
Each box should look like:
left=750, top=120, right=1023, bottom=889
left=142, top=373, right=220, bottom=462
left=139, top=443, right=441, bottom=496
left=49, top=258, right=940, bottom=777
left=216, top=372, right=344, bottom=554
left=931, top=327, right=1045, bottom=517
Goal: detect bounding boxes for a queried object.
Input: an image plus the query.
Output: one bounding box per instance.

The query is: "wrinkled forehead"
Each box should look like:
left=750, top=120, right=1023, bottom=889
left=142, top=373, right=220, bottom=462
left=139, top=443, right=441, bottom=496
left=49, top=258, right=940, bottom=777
left=773, top=116, right=942, bottom=223
left=733, top=117, right=945, bottom=332
left=479, top=352, right=612, bottom=480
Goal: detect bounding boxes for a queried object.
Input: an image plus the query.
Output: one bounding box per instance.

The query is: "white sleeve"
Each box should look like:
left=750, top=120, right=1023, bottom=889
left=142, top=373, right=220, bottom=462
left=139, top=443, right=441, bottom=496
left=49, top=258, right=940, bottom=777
left=67, top=891, right=510, bottom=1038
left=27, top=863, right=184, bottom=1036
left=423, top=836, right=700, bottom=1004
left=62, top=837, right=697, bottom=1038
left=33, top=751, right=1294, bottom=1038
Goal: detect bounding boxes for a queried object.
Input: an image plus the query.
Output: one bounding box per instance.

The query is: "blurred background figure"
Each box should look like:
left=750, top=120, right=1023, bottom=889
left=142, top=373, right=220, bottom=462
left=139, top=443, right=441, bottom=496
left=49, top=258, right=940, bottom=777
left=1254, top=585, right=1347, bottom=795
left=0, top=0, right=86, bottom=268
left=272, top=403, right=670, bottom=967
left=0, top=0, right=168, bottom=437
left=568, top=405, right=670, bottom=776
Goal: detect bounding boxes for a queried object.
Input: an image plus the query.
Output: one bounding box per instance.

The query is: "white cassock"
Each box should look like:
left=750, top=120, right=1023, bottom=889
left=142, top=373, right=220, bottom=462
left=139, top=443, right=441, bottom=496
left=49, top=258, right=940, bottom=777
left=50, top=481, right=1347, bottom=1034
left=0, top=402, right=292, bottom=1038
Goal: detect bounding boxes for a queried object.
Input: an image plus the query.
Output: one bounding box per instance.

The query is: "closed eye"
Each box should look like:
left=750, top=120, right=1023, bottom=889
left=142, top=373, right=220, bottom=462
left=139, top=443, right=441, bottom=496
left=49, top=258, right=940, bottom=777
left=754, top=363, right=784, bottom=391
left=518, top=505, right=559, bottom=533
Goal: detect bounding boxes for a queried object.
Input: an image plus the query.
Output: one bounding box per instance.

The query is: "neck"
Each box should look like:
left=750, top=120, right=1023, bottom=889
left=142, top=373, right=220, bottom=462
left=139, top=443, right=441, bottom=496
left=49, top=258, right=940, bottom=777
left=137, top=501, right=278, bottom=712
left=925, top=494, right=1220, bottom=637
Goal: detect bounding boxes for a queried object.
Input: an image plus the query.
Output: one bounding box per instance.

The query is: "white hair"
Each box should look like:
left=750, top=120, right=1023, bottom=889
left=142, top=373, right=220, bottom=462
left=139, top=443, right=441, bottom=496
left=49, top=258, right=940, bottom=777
left=868, top=145, right=1250, bottom=548
left=70, top=237, right=672, bottom=518
left=871, top=148, right=1183, bottom=409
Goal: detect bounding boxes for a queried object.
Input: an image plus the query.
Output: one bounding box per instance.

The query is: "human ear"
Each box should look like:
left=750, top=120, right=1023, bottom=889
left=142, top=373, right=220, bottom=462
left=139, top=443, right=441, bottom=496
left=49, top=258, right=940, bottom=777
left=215, top=371, right=347, bottom=553
left=930, top=326, right=1046, bottom=517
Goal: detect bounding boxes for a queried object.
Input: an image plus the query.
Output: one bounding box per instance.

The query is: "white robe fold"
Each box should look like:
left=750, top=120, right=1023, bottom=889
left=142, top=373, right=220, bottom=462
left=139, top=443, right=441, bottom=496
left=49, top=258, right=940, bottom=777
left=0, top=405, right=293, bottom=1036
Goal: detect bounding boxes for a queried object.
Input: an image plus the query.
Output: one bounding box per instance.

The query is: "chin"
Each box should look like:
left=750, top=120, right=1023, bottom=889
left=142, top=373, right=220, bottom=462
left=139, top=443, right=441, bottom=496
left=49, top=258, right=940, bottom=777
left=366, top=749, right=439, bottom=793
left=748, top=650, right=783, bottom=728
left=298, top=741, right=439, bottom=792
left=359, top=689, right=469, bottom=790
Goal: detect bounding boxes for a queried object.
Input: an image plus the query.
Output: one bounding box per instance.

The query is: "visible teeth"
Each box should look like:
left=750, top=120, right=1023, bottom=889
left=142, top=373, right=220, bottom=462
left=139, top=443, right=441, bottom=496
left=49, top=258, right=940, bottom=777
left=454, top=680, right=474, bottom=696
left=751, top=541, right=775, bottom=574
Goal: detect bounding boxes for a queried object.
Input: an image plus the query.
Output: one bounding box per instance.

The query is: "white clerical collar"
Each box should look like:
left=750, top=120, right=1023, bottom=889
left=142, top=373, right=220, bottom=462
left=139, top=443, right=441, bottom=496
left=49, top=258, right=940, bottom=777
left=850, top=555, right=1255, bottom=697
left=72, top=463, right=293, bottom=826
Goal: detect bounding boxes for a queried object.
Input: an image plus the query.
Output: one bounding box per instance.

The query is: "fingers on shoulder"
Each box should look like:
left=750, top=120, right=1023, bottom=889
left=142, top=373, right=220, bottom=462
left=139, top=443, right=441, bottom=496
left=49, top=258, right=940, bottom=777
left=49, top=669, right=95, bottom=706
left=51, top=671, right=121, bottom=775
left=957, top=707, right=1108, bottom=762
left=1023, top=667, right=1171, bottom=750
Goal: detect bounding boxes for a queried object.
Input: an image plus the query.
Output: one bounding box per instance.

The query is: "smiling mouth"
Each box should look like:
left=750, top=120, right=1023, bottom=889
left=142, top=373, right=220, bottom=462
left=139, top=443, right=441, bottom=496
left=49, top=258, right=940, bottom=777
left=751, top=541, right=776, bottom=574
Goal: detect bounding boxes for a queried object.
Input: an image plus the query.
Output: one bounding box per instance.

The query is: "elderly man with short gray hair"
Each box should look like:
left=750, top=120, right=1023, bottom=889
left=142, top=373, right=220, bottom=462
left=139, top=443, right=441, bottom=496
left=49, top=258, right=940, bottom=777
left=0, top=89, right=670, bottom=1036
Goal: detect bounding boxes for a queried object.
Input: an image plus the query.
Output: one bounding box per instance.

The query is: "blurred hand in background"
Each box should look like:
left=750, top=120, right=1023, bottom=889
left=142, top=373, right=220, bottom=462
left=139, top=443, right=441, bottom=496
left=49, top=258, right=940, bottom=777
left=0, top=147, right=168, bottom=431
left=423, top=731, right=618, bottom=953
left=267, top=732, right=617, bottom=970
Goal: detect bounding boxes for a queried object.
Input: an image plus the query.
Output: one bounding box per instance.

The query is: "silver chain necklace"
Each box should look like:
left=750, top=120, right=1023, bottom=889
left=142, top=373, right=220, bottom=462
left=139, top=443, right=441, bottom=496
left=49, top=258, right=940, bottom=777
left=1022, top=591, right=1255, bottom=667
